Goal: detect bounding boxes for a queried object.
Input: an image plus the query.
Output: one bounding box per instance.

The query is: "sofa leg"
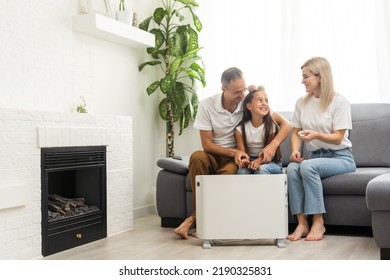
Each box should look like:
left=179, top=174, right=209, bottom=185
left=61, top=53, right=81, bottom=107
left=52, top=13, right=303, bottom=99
left=380, top=248, right=390, bottom=260
left=161, top=217, right=185, bottom=228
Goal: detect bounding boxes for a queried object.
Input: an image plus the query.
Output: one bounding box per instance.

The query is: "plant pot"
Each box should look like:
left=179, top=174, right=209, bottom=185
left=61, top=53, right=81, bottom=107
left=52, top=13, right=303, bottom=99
left=116, top=10, right=133, bottom=24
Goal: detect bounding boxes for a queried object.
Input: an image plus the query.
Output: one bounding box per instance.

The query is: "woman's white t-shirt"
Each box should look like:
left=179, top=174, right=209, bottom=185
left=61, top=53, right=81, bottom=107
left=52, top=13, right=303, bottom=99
left=292, top=94, right=352, bottom=152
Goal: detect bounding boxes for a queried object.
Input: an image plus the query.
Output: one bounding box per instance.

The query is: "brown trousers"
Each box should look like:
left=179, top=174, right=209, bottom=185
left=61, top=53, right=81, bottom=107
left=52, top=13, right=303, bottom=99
left=188, top=150, right=238, bottom=220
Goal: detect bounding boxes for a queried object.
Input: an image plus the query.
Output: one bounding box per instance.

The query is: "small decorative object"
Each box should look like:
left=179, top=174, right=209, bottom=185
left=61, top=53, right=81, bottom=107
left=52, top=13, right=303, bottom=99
left=116, top=0, right=133, bottom=24
left=85, top=0, right=113, bottom=18
left=76, top=96, right=88, bottom=113
left=132, top=12, right=138, bottom=27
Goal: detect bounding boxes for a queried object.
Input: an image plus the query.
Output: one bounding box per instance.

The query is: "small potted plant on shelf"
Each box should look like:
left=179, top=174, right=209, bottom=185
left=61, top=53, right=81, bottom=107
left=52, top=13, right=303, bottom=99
left=76, top=96, right=88, bottom=113
left=116, top=0, right=133, bottom=24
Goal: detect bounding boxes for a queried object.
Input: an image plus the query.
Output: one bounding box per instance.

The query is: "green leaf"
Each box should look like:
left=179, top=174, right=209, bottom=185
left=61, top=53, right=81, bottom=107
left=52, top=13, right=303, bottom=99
left=169, top=57, right=182, bottom=74
left=149, top=29, right=165, bottom=51
left=190, top=10, right=202, bottom=32
left=153, top=7, right=166, bottom=25
left=160, top=98, right=182, bottom=122
left=187, top=26, right=199, bottom=50
left=190, top=63, right=206, bottom=87
left=172, top=82, right=186, bottom=110
left=159, top=98, right=167, bottom=120
left=139, top=16, right=152, bottom=31
left=138, top=60, right=161, bottom=72
left=191, top=91, right=199, bottom=116
left=160, top=75, right=173, bottom=95
left=183, top=105, right=191, bottom=129
left=176, top=26, right=188, bottom=53
left=176, top=0, right=199, bottom=7
left=183, top=68, right=198, bottom=81
left=168, top=32, right=183, bottom=57
left=179, top=109, right=185, bottom=135
left=146, top=81, right=160, bottom=95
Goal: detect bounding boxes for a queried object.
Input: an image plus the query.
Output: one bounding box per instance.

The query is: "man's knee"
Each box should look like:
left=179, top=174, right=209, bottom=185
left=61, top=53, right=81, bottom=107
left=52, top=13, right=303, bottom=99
left=189, top=150, right=209, bottom=165
left=218, top=162, right=237, bottom=174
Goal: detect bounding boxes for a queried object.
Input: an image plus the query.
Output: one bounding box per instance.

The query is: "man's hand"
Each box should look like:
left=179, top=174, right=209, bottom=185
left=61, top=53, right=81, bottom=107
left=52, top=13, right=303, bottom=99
left=260, top=142, right=277, bottom=163
left=234, top=150, right=249, bottom=167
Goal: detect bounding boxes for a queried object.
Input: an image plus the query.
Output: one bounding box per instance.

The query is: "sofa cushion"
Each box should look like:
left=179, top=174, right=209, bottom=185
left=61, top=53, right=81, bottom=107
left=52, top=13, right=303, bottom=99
left=322, top=167, right=390, bottom=195
left=350, top=103, right=390, bottom=167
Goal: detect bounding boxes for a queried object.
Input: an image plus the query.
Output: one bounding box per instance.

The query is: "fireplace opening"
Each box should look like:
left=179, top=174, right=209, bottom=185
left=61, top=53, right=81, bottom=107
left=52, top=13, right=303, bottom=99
left=41, top=146, right=107, bottom=256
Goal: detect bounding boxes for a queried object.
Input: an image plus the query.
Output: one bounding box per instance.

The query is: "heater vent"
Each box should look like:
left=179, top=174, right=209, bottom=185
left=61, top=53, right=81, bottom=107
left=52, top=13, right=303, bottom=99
left=43, top=148, right=106, bottom=170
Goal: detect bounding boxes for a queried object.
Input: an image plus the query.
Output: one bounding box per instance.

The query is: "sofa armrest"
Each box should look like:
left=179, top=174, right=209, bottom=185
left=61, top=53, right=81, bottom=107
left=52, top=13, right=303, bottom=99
left=157, top=156, right=189, bottom=175
left=366, top=173, right=390, bottom=211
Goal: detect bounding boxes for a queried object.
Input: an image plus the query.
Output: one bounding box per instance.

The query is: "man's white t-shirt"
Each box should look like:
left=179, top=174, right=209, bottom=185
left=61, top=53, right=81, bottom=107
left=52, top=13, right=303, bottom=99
left=194, top=93, right=243, bottom=149
left=292, top=94, right=352, bottom=152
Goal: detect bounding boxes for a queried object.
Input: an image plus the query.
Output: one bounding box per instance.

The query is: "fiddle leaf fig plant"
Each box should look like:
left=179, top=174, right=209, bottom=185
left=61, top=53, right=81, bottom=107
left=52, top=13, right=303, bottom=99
left=138, top=0, right=206, bottom=157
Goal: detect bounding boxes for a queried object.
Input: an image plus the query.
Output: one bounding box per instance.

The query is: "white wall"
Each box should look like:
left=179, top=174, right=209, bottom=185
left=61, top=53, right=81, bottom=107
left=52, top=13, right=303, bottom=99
left=0, top=0, right=185, bottom=219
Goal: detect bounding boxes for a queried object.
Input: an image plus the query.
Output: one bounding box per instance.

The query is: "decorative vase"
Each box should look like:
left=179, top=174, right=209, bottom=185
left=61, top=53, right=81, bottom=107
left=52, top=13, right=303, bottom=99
left=116, top=10, right=133, bottom=24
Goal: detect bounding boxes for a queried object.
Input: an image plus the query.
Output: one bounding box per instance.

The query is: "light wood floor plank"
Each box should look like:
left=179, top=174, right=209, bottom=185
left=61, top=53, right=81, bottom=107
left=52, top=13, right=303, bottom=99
left=43, top=214, right=380, bottom=260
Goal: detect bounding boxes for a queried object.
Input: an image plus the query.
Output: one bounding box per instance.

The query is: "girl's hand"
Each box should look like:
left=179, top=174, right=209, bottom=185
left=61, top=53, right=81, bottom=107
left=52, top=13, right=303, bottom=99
left=290, top=151, right=303, bottom=163
left=248, top=158, right=261, bottom=170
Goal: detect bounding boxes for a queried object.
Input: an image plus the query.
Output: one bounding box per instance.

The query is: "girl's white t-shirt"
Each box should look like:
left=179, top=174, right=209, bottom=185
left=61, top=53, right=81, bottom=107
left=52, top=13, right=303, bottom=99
left=236, top=122, right=276, bottom=157
left=292, top=94, right=352, bottom=151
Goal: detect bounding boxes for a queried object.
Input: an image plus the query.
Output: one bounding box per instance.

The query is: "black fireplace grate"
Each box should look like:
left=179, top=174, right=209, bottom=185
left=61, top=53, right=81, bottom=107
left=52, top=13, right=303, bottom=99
left=43, top=150, right=106, bottom=170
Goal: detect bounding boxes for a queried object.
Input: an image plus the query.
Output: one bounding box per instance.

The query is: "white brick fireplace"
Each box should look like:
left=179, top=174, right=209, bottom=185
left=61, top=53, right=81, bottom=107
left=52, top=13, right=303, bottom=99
left=0, top=107, right=133, bottom=259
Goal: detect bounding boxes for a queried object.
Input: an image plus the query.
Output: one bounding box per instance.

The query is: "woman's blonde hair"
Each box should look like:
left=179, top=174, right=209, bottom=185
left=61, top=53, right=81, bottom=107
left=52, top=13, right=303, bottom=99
left=301, top=57, right=335, bottom=111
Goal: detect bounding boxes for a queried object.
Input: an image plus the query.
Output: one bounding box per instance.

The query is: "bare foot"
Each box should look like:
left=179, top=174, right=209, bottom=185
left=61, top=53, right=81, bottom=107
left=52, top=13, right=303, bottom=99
left=174, top=216, right=195, bottom=239
left=287, top=224, right=310, bottom=241
left=191, top=231, right=198, bottom=238
left=305, top=223, right=326, bottom=241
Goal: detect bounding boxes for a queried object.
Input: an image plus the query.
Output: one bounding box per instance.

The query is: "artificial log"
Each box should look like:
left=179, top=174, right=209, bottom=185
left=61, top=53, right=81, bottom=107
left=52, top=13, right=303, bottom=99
left=48, top=201, right=66, bottom=215
left=48, top=194, right=85, bottom=209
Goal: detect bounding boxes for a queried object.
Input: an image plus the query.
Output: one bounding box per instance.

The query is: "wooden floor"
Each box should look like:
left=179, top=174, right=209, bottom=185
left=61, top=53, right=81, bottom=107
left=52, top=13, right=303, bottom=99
left=43, top=214, right=380, bottom=260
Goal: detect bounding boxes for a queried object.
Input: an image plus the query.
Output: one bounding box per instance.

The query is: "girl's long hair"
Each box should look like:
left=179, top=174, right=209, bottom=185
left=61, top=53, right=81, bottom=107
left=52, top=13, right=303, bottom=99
left=239, top=86, right=282, bottom=163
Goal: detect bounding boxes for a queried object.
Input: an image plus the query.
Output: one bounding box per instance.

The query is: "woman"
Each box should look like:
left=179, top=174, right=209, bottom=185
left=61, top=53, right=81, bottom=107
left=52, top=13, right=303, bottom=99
left=287, top=57, right=356, bottom=241
left=235, top=85, right=291, bottom=174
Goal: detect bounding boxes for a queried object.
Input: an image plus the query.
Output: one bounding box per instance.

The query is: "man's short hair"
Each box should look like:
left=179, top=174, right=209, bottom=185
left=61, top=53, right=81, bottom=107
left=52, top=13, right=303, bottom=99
left=221, top=67, right=244, bottom=88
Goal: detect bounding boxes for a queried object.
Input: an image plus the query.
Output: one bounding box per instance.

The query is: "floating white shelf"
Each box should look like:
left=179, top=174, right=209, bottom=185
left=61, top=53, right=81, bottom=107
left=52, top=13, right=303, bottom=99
left=72, top=13, right=155, bottom=48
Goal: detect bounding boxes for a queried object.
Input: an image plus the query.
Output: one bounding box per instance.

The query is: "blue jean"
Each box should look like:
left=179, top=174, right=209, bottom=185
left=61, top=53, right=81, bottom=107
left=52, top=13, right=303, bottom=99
left=237, top=157, right=282, bottom=175
left=287, top=148, right=356, bottom=215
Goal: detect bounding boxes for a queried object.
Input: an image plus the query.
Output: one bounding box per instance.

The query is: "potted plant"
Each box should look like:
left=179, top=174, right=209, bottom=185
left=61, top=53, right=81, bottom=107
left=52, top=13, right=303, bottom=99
left=138, top=0, right=206, bottom=157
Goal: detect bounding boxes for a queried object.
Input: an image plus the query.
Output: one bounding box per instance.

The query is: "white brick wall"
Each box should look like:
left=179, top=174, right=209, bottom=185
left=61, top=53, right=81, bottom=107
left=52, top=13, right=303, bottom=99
left=0, top=107, right=133, bottom=259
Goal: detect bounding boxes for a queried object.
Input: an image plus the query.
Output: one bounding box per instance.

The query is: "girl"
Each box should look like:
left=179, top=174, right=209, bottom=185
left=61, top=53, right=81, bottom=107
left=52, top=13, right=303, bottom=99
left=235, top=85, right=291, bottom=174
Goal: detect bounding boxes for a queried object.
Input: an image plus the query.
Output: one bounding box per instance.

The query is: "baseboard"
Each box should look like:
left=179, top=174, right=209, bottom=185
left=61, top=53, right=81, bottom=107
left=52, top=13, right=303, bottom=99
left=133, top=204, right=156, bottom=219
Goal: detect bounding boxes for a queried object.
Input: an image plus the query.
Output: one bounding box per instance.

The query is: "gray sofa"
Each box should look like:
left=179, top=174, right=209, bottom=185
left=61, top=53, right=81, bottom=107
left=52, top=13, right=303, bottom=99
left=366, top=173, right=390, bottom=260
left=156, top=103, right=390, bottom=258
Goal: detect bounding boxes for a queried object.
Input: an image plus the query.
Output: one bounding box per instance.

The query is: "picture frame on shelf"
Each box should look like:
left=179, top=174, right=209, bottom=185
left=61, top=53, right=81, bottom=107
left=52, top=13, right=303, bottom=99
left=86, top=0, right=113, bottom=18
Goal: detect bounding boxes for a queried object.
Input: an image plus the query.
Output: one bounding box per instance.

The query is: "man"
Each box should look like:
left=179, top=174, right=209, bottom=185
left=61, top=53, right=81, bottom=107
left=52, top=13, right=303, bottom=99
left=174, top=67, right=290, bottom=239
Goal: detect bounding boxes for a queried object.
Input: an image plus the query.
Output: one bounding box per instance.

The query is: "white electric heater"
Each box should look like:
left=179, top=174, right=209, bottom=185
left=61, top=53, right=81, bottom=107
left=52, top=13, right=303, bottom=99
left=196, top=174, right=288, bottom=249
